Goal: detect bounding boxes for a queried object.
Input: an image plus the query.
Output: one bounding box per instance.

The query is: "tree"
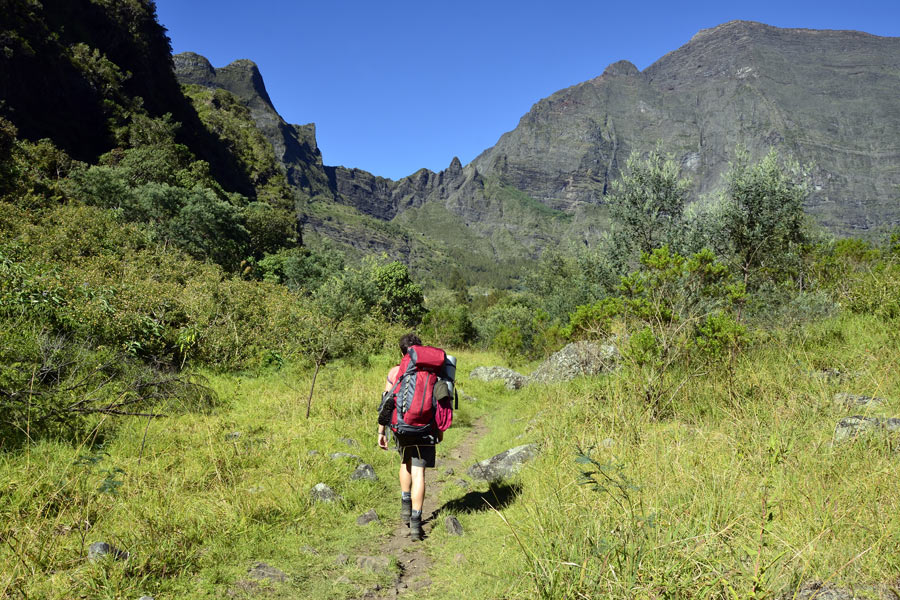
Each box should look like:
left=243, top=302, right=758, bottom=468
left=371, top=261, right=425, bottom=326
left=607, top=147, right=692, bottom=256
left=720, top=149, right=808, bottom=285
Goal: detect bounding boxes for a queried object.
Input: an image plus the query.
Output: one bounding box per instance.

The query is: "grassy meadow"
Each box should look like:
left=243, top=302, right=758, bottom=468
left=2, top=315, right=898, bottom=599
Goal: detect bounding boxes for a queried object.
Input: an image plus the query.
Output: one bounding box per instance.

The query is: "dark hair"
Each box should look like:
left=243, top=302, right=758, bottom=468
left=399, top=333, right=422, bottom=355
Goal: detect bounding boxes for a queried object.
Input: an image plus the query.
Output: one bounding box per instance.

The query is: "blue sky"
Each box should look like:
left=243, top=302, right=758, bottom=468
left=154, top=0, right=900, bottom=180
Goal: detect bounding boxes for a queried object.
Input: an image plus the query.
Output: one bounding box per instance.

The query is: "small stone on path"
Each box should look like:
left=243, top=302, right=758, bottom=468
left=445, top=516, right=464, bottom=536
left=443, top=467, right=454, bottom=476
left=356, top=555, right=391, bottom=572
left=357, top=509, right=379, bottom=525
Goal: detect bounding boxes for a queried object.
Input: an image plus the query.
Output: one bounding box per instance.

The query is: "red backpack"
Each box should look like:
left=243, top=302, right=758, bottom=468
left=389, top=345, right=455, bottom=438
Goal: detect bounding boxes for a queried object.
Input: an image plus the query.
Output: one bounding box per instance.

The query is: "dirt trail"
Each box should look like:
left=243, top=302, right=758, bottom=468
left=357, top=418, right=487, bottom=599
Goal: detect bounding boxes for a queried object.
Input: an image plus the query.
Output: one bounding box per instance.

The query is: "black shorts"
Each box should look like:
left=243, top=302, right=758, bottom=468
left=397, top=441, right=436, bottom=468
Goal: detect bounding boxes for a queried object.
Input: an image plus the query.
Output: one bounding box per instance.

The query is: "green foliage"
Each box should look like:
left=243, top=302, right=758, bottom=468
left=257, top=245, right=345, bottom=292
left=607, top=147, right=691, bottom=256
left=562, top=298, right=623, bottom=340
left=719, top=149, right=809, bottom=285
left=370, top=261, right=426, bottom=326
left=693, top=311, right=749, bottom=361
left=165, top=186, right=250, bottom=268
left=420, top=302, right=478, bottom=349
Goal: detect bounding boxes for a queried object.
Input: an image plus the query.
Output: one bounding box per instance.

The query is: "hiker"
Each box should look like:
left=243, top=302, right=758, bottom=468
left=377, top=333, right=455, bottom=541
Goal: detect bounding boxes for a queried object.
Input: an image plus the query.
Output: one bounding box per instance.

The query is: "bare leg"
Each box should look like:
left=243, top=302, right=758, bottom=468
left=410, top=465, right=425, bottom=512
left=399, top=458, right=412, bottom=494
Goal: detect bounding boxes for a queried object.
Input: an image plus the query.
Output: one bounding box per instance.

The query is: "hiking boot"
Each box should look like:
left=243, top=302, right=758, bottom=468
left=400, top=498, right=412, bottom=525
left=409, top=513, right=423, bottom=541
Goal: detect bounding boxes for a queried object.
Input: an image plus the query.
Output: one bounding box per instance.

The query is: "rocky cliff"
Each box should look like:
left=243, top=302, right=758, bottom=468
left=473, top=21, right=900, bottom=233
left=174, top=21, right=900, bottom=282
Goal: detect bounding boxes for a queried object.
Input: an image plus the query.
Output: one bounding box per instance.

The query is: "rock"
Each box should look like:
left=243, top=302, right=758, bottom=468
left=444, top=467, right=455, bottom=476
left=445, top=516, right=464, bottom=536
left=833, top=393, right=886, bottom=408
left=225, top=431, right=242, bottom=441
left=139, top=596, right=154, bottom=600
left=527, top=341, right=619, bottom=384
left=340, top=437, right=359, bottom=447
left=834, top=416, right=900, bottom=443
left=356, top=555, right=391, bottom=572
left=329, top=452, right=361, bottom=461
left=307, top=449, right=319, bottom=456
left=469, top=366, right=528, bottom=390
left=786, top=581, right=870, bottom=600
left=87, top=541, right=128, bottom=562
left=459, top=389, right=478, bottom=403
left=248, top=561, right=288, bottom=582
left=468, top=444, right=538, bottom=481
left=335, top=553, right=349, bottom=565
left=350, top=463, right=377, bottom=481
left=357, top=509, right=379, bottom=525
left=454, top=479, right=470, bottom=489
left=299, top=545, right=319, bottom=555
left=335, top=576, right=351, bottom=584
left=311, top=483, right=340, bottom=503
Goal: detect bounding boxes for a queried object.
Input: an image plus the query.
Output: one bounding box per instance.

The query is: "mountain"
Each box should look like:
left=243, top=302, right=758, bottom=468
left=176, top=21, right=900, bottom=274
left=473, top=21, right=900, bottom=233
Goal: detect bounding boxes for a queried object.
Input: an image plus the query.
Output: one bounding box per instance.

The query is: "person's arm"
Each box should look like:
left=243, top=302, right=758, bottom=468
left=378, top=366, right=399, bottom=449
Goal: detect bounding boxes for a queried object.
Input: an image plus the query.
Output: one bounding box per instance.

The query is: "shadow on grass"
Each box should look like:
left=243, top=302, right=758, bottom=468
left=432, top=482, right=522, bottom=520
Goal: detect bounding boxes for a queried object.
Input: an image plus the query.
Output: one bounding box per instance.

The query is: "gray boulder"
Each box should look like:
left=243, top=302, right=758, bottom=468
left=468, top=444, right=538, bottom=481
left=350, top=463, right=377, bottom=481
left=248, top=561, right=288, bottom=582
left=834, top=416, right=900, bottom=443
left=356, top=509, right=379, bottom=525
left=527, top=341, right=619, bottom=384
left=310, top=483, right=340, bottom=503
left=87, top=541, right=129, bottom=562
left=329, top=452, right=361, bottom=461
left=469, top=366, right=528, bottom=390
left=833, top=393, right=886, bottom=409
left=445, top=516, right=464, bottom=536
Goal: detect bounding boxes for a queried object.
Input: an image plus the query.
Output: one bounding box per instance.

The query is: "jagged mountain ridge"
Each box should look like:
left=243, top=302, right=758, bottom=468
left=474, top=21, right=900, bottom=232
left=175, top=21, right=900, bottom=275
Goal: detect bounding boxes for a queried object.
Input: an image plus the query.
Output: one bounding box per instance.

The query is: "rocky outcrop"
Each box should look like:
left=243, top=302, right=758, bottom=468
left=469, top=366, right=528, bottom=390
left=527, top=341, right=619, bottom=384
left=174, top=52, right=332, bottom=196
left=833, top=416, right=900, bottom=443
left=468, top=444, right=538, bottom=481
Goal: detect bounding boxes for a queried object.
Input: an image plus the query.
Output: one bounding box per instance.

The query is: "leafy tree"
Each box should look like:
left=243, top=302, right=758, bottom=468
left=719, top=149, right=809, bottom=285
left=166, top=187, right=249, bottom=267
left=371, top=261, right=426, bottom=326
left=607, top=147, right=692, bottom=256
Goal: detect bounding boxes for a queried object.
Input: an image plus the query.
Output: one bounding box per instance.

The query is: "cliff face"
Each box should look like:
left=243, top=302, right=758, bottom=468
left=173, top=52, right=332, bottom=197
left=174, top=21, right=900, bottom=281
left=473, top=21, right=900, bottom=233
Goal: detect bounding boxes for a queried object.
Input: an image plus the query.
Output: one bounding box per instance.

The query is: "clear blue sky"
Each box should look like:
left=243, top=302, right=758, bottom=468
left=154, top=0, right=900, bottom=180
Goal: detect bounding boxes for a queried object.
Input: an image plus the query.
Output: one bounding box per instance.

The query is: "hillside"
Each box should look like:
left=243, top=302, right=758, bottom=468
left=474, top=21, right=900, bottom=234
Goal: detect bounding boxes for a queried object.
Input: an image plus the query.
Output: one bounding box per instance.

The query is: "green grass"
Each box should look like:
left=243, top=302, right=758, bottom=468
left=2, top=316, right=899, bottom=599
